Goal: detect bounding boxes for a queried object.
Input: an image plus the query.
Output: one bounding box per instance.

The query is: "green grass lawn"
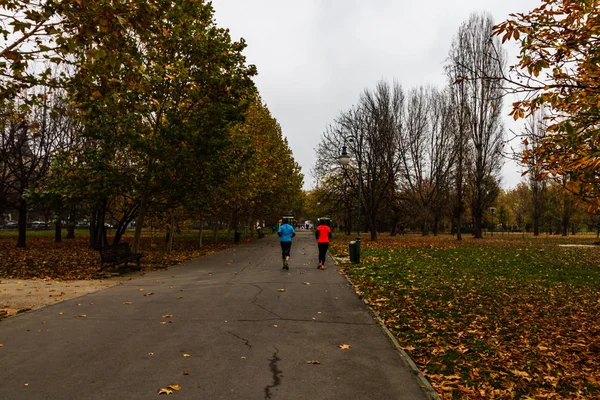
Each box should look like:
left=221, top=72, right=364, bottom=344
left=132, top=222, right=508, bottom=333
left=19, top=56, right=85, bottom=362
left=331, top=234, right=600, bottom=399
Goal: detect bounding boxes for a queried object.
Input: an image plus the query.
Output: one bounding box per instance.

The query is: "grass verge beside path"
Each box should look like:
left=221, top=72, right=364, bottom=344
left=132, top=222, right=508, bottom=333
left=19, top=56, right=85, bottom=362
left=331, top=234, right=600, bottom=400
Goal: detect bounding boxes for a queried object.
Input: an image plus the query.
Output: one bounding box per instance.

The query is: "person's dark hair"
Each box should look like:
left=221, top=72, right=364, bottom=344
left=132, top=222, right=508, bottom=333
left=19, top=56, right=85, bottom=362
left=282, top=218, right=289, bottom=224
left=319, top=219, right=326, bottom=225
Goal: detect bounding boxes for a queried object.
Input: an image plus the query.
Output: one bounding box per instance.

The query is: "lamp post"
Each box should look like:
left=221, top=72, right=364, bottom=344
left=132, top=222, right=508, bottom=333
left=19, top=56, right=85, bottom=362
left=489, top=207, right=496, bottom=237
left=339, top=142, right=362, bottom=263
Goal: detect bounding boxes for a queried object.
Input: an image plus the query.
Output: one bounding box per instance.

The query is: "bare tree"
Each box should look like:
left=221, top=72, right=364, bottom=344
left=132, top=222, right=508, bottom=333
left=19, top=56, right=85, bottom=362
left=447, top=13, right=505, bottom=238
left=359, top=81, right=405, bottom=240
left=398, top=86, right=456, bottom=235
left=521, top=109, right=549, bottom=236
left=314, top=80, right=404, bottom=241
left=0, top=90, right=65, bottom=247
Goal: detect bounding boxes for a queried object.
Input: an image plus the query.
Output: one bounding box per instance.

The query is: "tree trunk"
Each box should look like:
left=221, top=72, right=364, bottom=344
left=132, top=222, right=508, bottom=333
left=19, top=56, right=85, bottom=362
left=133, top=193, right=149, bottom=253
left=90, top=202, right=107, bottom=249
left=562, top=196, right=570, bottom=237
left=455, top=171, right=463, bottom=241
left=370, top=225, right=377, bottom=241
left=66, top=208, right=76, bottom=239
left=198, top=219, right=204, bottom=249
left=432, top=216, right=439, bottom=236
left=533, top=216, right=540, bottom=236
left=390, top=220, right=398, bottom=236
left=473, top=206, right=483, bottom=239
left=167, top=209, right=175, bottom=253
left=422, top=209, right=430, bottom=236
left=55, top=220, right=62, bottom=243
left=17, top=198, right=27, bottom=248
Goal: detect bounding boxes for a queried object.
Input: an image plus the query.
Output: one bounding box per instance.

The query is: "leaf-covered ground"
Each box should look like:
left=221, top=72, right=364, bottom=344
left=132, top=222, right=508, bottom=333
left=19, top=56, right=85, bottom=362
left=0, top=233, right=235, bottom=280
left=331, top=234, right=600, bottom=399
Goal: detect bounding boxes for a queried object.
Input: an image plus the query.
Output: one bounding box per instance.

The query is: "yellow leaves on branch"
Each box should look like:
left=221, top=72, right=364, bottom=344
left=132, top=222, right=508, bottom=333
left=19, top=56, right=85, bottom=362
left=495, top=0, right=600, bottom=205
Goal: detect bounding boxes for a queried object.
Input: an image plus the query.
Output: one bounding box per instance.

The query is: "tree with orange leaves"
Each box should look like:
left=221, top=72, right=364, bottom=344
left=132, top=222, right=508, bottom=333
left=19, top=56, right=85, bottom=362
left=494, top=0, right=600, bottom=211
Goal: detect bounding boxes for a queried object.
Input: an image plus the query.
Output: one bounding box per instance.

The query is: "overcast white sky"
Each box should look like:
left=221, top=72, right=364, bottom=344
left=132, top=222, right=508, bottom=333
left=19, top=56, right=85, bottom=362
left=212, top=0, right=542, bottom=190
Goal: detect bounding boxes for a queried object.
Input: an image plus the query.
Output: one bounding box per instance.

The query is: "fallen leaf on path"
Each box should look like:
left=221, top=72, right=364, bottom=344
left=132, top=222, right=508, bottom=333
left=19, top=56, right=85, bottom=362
left=162, top=314, right=173, bottom=319
left=24, top=383, right=29, bottom=387
left=123, top=302, right=132, bottom=305
left=273, top=325, right=278, bottom=328
left=183, top=353, right=190, bottom=357
left=158, top=388, right=173, bottom=395
left=401, top=346, right=416, bottom=352
left=144, top=292, right=154, bottom=296
left=58, top=312, right=63, bottom=315
left=183, top=371, right=189, bottom=375
left=160, top=322, right=167, bottom=325
left=305, top=360, right=321, bottom=364
left=338, top=344, right=351, bottom=350
left=168, top=384, right=181, bottom=391
left=75, top=314, right=87, bottom=318
left=303, top=282, right=310, bottom=285
left=278, top=289, right=285, bottom=292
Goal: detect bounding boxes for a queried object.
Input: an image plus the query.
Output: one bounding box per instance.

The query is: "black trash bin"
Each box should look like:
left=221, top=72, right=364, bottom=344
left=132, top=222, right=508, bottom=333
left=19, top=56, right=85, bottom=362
left=234, top=231, right=242, bottom=244
left=349, top=241, right=360, bottom=263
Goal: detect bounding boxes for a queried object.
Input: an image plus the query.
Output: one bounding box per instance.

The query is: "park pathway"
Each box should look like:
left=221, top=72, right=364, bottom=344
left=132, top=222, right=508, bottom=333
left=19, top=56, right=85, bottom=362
left=0, top=231, right=434, bottom=399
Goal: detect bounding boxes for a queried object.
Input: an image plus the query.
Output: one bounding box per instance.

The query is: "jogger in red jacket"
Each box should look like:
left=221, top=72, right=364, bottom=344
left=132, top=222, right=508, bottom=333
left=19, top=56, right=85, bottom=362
left=315, top=219, right=332, bottom=270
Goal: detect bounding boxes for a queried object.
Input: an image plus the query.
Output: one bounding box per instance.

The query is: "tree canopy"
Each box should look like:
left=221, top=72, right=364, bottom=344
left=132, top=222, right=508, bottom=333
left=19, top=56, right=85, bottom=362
left=494, top=0, right=600, bottom=211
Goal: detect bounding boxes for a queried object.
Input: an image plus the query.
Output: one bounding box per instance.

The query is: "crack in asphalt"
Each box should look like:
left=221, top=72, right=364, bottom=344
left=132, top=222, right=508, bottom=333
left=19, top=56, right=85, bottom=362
left=229, top=250, right=270, bottom=280
left=251, top=283, right=283, bottom=319
left=225, top=330, right=252, bottom=351
left=264, top=346, right=282, bottom=399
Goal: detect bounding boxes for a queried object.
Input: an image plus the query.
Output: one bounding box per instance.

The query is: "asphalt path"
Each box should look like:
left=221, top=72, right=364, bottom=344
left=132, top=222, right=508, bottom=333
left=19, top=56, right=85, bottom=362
left=0, top=231, right=434, bottom=399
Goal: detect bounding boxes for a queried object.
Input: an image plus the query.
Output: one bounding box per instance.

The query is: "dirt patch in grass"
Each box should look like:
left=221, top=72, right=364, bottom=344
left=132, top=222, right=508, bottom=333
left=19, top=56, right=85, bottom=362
left=0, top=275, right=132, bottom=319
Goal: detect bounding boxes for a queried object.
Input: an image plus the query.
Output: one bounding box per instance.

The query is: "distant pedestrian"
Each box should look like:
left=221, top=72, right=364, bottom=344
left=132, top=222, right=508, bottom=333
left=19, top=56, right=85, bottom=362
left=315, top=219, right=332, bottom=269
left=278, top=218, right=296, bottom=270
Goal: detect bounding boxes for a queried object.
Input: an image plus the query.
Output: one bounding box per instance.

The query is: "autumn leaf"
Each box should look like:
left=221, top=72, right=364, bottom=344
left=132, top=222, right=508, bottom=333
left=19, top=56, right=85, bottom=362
left=338, top=344, right=350, bottom=350
left=305, top=360, right=321, bottom=364
left=123, top=302, right=132, bottom=305
left=157, top=388, right=173, bottom=395
left=277, top=288, right=285, bottom=292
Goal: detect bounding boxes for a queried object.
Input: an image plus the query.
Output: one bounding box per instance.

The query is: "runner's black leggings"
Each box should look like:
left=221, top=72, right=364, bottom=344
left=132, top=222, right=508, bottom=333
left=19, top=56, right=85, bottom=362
left=318, top=243, right=329, bottom=264
left=281, top=241, right=292, bottom=259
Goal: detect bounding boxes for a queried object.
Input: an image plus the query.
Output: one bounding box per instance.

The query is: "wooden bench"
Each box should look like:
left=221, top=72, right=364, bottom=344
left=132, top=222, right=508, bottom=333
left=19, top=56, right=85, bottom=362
left=98, top=242, right=143, bottom=271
